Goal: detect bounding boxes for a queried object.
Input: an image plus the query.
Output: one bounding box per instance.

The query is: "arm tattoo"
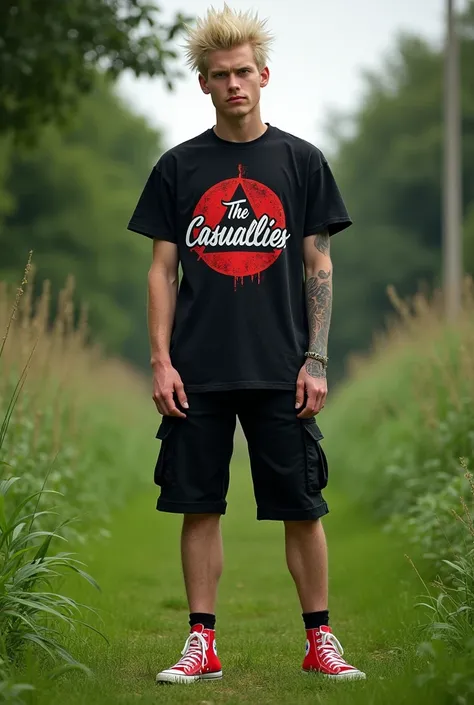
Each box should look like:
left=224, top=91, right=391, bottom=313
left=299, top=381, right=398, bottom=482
left=314, top=232, right=330, bottom=256
left=305, top=268, right=332, bottom=379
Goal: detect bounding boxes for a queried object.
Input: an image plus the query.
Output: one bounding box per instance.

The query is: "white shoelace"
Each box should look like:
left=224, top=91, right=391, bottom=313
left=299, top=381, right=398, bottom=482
left=174, top=632, right=208, bottom=672
left=318, top=631, right=350, bottom=670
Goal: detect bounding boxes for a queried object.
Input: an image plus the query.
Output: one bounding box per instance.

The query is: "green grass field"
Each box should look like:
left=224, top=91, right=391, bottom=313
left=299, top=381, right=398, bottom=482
left=4, top=273, right=473, bottom=703
left=22, top=439, right=444, bottom=705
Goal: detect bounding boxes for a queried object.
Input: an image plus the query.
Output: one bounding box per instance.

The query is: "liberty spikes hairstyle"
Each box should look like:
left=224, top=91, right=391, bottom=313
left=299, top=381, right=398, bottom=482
left=183, top=3, right=274, bottom=77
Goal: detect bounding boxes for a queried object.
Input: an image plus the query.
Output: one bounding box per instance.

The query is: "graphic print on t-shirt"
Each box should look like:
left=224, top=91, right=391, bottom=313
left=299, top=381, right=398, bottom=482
left=185, top=165, right=291, bottom=289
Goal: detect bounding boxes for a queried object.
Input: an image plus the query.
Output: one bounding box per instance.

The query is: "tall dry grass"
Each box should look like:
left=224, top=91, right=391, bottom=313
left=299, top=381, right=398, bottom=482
left=0, top=255, right=161, bottom=694
left=323, top=278, right=474, bottom=697
left=0, top=259, right=148, bottom=461
left=0, top=257, right=155, bottom=544
left=342, top=276, right=474, bottom=429
left=324, top=276, right=474, bottom=571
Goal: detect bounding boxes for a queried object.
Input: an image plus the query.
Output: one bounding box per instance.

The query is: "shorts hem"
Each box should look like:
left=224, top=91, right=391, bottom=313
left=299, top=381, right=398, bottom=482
left=183, top=381, right=298, bottom=392
left=157, top=498, right=227, bottom=515
left=256, top=501, right=329, bottom=522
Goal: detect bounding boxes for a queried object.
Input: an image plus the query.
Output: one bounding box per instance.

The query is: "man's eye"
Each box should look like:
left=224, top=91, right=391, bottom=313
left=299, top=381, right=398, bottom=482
left=239, top=69, right=250, bottom=74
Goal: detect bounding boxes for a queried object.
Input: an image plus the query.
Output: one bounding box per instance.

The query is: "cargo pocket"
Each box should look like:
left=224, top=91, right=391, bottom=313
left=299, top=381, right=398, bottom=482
left=154, top=416, right=177, bottom=487
left=302, top=419, right=329, bottom=493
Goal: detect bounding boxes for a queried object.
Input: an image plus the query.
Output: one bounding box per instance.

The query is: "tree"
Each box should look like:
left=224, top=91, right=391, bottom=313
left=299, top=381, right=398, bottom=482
left=0, top=0, right=191, bottom=143
left=0, top=76, right=161, bottom=368
left=324, top=3, right=474, bottom=382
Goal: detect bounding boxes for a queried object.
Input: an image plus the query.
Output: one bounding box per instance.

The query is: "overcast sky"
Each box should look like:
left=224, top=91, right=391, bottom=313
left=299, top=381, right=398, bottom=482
left=118, top=0, right=466, bottom=156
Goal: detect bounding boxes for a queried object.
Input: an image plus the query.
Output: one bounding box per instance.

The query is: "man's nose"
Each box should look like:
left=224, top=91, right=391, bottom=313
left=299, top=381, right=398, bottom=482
left=228, top=73, right=240, bottom=90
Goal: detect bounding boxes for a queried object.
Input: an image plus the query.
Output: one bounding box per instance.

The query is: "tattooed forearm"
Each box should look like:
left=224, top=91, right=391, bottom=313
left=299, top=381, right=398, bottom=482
left=314, top=232, right=330, bottom=256
left=305, top=268, right=332, bottom=378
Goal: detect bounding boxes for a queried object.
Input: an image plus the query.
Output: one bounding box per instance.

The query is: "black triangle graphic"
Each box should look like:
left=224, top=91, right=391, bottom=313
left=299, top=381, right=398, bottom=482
left=206, top=184, right=275, bottom=253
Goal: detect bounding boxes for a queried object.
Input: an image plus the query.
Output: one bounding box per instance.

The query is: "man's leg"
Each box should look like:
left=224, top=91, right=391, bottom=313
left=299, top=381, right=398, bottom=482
left=153, top=392, right=236, bottom=684
left=239, top=390, right=365, bottom=680
left=181, top=513, right=223, bottom=614
left=284, top=518, right=328, bottom=613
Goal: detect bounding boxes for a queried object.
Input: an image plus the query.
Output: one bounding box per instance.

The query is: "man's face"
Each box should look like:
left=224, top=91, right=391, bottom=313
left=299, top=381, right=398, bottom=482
left=199, top=43, right=269, bottom=119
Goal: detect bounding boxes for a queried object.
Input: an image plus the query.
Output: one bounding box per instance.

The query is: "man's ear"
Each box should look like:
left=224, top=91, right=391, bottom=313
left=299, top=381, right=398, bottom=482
left=199, top=74, right=210, bottom=95
left=260, top=66, right=270, bottom=88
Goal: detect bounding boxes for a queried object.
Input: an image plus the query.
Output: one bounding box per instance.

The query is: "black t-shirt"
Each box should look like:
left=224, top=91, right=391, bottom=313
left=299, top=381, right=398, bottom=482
left=127, top=124, right=351, bottom=392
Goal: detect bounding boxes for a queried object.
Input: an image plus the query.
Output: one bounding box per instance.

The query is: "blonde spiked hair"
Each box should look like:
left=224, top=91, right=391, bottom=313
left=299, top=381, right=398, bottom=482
left=184, top=3, right=274, bottom=77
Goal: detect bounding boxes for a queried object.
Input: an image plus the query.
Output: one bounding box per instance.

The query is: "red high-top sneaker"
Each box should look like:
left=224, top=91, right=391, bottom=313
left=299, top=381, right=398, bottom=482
left=302, top=625, right=366, bottom=680
left=156, top=624, right=222, bottom=684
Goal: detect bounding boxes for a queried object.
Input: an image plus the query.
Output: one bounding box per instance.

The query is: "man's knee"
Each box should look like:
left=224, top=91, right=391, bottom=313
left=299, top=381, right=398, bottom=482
left=284, top=518, right=324, bottom=534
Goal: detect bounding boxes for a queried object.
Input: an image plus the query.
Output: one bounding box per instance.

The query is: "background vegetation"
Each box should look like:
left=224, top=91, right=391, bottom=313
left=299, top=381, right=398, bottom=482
left=327, top=0, right=474, bottom=381
left=2, top=2, right=473, bottom=381
left=1, top=0, right=474, bottom=702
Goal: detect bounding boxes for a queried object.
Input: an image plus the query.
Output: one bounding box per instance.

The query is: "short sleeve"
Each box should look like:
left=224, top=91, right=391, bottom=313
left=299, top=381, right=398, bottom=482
left=304, top=156, right=352, bottom=237
left=127, top=158, right=177, bottom=243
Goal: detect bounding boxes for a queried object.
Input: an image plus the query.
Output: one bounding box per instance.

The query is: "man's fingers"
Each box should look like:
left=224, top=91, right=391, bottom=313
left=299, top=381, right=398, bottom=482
left=174, top=380, right=189, bottom=410
left=152, top=391, right=165, bottom=415
left=153, top=390, right=186, bottom=418
left=314, top=396, right=325, bottom=414
left=315, top=391, right=327, bottom=414
left=297, top=389, right=317, bottom=419
left=153, top=398, right=165, bottom=415
left=295, top=379, right=305, bottom=409
left=163, top=392, right=187, bottom=418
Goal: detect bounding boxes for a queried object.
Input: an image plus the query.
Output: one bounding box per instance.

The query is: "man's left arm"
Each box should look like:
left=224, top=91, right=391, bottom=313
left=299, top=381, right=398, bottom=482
left=296, top=231, right=332, bottom=418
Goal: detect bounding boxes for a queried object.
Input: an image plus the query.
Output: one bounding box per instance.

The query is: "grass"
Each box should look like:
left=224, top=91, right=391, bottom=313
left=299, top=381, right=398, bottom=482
left=3, top=264, right=474, bottom=700
left=0, top=263, right=156, bottom=546
left=19, top=440, right=443, bottom=705
left=0, top=259, right=158, bottom=691
left=321, top=280, right=474, bottom=576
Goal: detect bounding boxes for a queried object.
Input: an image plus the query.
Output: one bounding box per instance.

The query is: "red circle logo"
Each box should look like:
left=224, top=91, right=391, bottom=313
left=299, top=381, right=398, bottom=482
left=186, top=166, right=289, bottom=284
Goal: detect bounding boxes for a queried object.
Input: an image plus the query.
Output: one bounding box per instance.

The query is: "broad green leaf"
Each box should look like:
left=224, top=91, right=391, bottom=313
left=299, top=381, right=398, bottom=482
left=10, top=597, right=73, bottom=622
left=12, top=531, right=65, bottom=551
left=2, top=609, right=37, bottom=631
left=21, top=633, right=56, bottom=660
left=67, top=565, right=102, bottom=592
left=10, top=489, right=62, bottom=525
left=32, top=532, right=54, bottom=563
left=73, top=619, right=109, bottom=644
left=11, top=522, right=25, bottom=542
left=0, top=477, right=21, bottom=497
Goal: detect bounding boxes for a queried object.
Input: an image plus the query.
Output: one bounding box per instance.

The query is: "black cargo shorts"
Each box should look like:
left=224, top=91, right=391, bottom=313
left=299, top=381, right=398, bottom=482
left=153, top=389, right=329, bottom=521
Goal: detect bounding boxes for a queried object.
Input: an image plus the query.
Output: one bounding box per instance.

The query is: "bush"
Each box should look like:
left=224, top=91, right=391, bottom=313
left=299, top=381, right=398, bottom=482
left=324, top=280, right=474, bottom=577
left=0, top=257, right=156, bottom=697
left=0, top=476, right=105, bottom=682
left=323, top=279, right=474, bottom=703
left=409, top=463, right=474, bottom=703
left=0, top=258, right=156, bottom=545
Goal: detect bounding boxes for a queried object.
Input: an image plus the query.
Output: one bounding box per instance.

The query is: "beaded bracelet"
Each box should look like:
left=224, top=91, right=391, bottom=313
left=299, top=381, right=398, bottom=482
left=304, top=352, right=329, bottom=368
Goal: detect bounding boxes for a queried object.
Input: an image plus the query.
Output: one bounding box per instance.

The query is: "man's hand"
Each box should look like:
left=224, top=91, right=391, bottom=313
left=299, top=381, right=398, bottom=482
left=295, top=359, right=327, bottom=418
left=152, top=360, right=189, bottom=418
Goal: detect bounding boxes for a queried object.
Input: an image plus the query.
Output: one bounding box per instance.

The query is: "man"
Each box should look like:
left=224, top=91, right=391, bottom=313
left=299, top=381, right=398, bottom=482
left=127, top=3, right=365, bottom=684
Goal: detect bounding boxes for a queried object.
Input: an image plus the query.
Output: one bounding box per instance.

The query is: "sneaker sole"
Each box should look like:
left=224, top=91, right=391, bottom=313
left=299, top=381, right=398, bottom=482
left=303, top=669, right=366, bottom=681
left=156, top=671, right=223, bottom=685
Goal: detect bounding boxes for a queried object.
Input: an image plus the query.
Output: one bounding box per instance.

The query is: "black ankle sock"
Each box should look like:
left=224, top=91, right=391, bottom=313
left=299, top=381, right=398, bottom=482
left=302, top=610, right=329, bottom=630
left=189, top=612, right=216, bottom=630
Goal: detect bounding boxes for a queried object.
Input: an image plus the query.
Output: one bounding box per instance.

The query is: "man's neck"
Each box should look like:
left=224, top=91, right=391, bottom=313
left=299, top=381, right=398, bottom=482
left=213, top=111, right=267, bottom=143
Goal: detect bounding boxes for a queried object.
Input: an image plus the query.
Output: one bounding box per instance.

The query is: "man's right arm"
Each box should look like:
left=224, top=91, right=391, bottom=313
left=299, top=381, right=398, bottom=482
left=148, top=239, right=188, bottom=418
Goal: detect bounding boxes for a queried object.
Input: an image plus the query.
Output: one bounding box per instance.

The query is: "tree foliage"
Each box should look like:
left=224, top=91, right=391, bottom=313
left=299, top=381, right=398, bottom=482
left=327, top=2, right=474, bottom=380
left=0, top=76, right=159, bottom=368
left=0, top=0, right=191, bottom=143
left=2, top=4, right=474, bottom=382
